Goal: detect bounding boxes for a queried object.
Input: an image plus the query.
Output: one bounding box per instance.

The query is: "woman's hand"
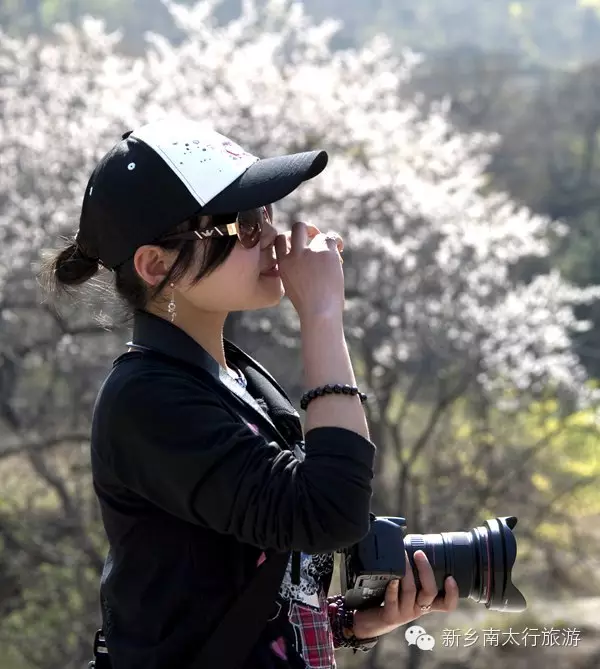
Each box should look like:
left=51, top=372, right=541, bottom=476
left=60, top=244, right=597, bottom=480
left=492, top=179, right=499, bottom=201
left=283, top=223, right=343, bottom=255
left=275, top=221, right=345, bottom=322
left=351, top=550, right=459, bottom=640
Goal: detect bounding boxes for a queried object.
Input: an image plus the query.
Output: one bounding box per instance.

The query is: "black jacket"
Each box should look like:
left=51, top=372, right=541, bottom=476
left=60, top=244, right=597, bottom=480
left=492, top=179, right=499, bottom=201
left=91, top=309, right=376, bottom=669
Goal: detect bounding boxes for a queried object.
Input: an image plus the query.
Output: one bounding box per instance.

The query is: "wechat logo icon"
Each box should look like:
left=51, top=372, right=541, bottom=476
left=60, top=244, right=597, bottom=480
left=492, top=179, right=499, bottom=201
left=405, top=625, right=436, bottom=651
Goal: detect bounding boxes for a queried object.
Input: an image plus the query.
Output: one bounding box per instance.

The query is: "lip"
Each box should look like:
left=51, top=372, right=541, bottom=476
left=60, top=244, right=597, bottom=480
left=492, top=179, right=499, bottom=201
left=260, top=262, right=280, bottom=277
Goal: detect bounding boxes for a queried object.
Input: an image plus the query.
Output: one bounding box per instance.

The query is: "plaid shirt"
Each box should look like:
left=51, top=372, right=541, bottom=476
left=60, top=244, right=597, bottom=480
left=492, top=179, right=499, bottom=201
left=256, top=550, right=357, bottom=669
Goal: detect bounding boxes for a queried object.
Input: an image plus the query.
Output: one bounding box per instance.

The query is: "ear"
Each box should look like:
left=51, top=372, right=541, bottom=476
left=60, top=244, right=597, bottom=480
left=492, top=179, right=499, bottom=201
left=133, top=245, right=174, bottom=288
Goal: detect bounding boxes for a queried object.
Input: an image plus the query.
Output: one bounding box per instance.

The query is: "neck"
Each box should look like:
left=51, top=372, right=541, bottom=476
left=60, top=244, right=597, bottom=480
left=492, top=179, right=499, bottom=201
left=149, top=301, right=229, bottom=369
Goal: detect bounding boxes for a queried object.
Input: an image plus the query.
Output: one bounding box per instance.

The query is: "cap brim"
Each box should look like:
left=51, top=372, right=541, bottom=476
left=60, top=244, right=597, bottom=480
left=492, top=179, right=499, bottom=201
left=199, top=150, right=328, bottom=214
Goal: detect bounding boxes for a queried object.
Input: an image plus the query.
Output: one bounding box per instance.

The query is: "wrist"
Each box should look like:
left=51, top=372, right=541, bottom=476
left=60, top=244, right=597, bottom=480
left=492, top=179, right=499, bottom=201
left=299, top=309, right=344, bottom=332
left=329, top=595, right=379, bottom=652
left=352, top=610, right=381, bottom=640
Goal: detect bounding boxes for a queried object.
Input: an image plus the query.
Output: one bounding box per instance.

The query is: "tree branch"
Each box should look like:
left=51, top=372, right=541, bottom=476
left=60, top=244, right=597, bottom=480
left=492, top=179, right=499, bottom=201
left=0, top=432, right=89, bottom=459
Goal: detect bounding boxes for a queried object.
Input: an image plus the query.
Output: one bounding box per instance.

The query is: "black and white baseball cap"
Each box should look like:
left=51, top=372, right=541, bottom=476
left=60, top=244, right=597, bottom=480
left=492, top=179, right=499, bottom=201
left=76, top=119, right=329, bottom=269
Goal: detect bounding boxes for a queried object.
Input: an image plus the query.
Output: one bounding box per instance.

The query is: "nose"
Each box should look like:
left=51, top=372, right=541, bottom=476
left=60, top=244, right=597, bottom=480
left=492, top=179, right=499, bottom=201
left=260, top=209, right=279, bottom=249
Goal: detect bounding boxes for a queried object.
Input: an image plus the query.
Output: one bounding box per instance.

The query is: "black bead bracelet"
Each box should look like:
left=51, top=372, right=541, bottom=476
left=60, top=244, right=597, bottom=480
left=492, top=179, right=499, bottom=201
left=329, top=594, right=379, bottom=652
left=300, top=384, right=368, bottom=411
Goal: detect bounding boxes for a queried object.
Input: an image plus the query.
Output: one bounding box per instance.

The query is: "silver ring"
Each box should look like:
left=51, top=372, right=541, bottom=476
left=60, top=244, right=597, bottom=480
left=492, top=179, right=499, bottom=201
left=419, top=604, right=432, bottom=613
left=324, top=233, right=343, bottom=262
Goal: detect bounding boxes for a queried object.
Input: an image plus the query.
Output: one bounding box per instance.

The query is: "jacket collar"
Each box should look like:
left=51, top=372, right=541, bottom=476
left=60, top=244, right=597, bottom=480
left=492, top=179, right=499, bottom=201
left=128, top=309, right=300, bottom=441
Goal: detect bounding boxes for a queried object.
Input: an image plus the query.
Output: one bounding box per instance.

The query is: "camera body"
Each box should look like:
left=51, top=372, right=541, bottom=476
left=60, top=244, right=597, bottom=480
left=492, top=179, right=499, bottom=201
left=340, top=514, right=408, bottom=611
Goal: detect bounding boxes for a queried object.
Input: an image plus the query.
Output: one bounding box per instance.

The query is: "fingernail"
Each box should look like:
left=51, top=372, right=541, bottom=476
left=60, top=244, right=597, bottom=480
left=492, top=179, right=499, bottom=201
left=391, top=579, right=400, bottom=587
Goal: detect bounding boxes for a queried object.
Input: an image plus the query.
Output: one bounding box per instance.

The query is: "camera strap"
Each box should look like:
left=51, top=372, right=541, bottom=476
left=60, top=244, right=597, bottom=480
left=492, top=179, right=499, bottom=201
left=191, top=549, right=290, bottom=669
left=91, top=549, right=291, bottom=669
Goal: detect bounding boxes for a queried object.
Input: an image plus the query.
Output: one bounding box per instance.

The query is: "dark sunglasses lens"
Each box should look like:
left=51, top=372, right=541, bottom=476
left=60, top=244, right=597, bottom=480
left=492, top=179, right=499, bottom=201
left=237, top=209, right=263, bottom=248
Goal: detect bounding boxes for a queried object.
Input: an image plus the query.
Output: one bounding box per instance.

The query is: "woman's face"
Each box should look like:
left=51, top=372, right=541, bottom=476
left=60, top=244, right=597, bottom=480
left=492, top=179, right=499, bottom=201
left=168, top=204, right=285, bottom=315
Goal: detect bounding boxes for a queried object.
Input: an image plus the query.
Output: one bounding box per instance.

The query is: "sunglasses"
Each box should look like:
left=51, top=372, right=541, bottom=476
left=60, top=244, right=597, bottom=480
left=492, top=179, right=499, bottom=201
left=160, top=207, right=270, bottom=249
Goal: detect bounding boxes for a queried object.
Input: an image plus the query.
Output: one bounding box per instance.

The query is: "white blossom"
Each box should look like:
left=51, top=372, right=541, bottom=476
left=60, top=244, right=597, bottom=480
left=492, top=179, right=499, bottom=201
left=0, top=0, right=597, bottom=413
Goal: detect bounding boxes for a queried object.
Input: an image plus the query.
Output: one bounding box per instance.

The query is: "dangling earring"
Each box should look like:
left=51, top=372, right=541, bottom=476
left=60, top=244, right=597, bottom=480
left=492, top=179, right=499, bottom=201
left=167, top=283, right=176, bottom=323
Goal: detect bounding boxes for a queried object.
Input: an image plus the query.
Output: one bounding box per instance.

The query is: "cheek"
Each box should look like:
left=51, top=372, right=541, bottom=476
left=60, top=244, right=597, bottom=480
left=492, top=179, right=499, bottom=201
left=226, top=244, right=261, bottom=282
left=199, top=244, right=260, bottom=285
left=183, top=245, right=262, bottom=309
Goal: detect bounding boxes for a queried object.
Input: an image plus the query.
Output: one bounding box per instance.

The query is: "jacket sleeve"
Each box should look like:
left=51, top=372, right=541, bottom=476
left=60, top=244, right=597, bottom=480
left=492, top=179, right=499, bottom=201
left=98, top=366, right=375, bottom=554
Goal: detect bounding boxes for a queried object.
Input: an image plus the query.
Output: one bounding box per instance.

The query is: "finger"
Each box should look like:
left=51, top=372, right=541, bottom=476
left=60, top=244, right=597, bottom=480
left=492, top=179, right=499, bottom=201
left=290, top=221, right=308, bottom=254
left=306, top=224, right=321, bottom=241
left=331, top=233, right=344, bottom=253
left=324, top=234, right=339, bottom=253
left=318, top=232, right=342, bottom=255
left=324, top=232, right=344, bottom=257
left=413, top=551, right=438, bottom=607
left=307, top=232, right=334, bottom=252
left=430, top=576, right=459, bottom=613
left=383, top=578, right=400, bottom=609
left=274, top=234, right=288, bottom=260
left=398, top=551, right=417, bottom=617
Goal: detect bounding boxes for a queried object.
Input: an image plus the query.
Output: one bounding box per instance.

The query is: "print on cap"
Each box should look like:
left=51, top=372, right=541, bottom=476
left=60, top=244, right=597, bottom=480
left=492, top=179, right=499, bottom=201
left=131, top=119, right=259, bottom=210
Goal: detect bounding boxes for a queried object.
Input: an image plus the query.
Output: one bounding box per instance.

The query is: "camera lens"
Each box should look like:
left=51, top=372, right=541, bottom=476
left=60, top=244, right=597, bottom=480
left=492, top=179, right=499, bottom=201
left=403, top=516, right=526, bottom=612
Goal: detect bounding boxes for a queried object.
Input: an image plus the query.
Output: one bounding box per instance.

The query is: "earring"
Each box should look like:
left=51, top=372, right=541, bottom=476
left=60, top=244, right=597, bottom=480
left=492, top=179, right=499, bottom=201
left=167, top=283, right=176, bottom=323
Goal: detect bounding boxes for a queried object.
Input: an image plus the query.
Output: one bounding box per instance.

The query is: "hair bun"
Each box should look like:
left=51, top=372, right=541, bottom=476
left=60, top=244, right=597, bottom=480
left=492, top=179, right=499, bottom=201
left=53, top=243, right=100, bottom=286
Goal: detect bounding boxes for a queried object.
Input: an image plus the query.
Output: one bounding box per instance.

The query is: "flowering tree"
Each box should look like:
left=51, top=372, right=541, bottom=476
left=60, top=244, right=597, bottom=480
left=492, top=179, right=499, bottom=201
left=136, top=0, right=600, bottom=393
left=140, top=2, right=600, bottom=537
left=0, top=2, right=599, bottom=668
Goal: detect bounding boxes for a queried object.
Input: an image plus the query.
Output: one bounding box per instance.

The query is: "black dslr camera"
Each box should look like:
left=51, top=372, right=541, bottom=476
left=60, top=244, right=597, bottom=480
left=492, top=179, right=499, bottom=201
left=340, top=514, right=527, bottom=612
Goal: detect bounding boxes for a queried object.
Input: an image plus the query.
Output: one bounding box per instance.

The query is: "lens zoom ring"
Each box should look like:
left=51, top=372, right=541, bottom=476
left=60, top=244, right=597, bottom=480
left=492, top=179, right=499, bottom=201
left=408, top=537, right=426, bottom=590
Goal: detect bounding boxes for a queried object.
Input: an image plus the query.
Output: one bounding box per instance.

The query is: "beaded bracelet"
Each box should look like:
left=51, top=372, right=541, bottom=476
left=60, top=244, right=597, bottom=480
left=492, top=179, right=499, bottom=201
left=328, top=594, right=379, bottom=653
left=300, top=384, right=368, bottom=411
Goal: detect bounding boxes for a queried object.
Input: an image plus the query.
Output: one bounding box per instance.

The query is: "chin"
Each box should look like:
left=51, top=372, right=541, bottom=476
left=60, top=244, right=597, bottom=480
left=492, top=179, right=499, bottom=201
left=249, top=278, right=285, bottom=310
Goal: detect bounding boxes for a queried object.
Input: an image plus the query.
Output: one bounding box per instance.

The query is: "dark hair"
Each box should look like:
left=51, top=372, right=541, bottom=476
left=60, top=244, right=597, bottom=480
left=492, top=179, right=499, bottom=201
left=43, top=214, right=237, bottom=311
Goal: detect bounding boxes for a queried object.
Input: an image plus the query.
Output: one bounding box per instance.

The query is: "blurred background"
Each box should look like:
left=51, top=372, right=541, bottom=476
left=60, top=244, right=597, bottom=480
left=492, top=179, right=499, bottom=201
left=1, top=1, right=600, bottom=668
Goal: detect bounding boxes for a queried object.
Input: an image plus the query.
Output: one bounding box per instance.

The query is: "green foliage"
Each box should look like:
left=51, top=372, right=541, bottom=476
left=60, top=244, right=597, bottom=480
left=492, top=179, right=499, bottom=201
left=375, top=378, right=600, bottom=573
left=0, top=561, right=100, bottom=668
left=444, top=392, right=600, bottom=581
left=0, top=447, right=106, bottom=668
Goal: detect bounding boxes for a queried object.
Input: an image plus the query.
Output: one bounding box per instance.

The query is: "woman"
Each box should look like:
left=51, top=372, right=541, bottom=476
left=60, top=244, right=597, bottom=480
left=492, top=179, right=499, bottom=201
left=47, top=119, right=458, bottom=669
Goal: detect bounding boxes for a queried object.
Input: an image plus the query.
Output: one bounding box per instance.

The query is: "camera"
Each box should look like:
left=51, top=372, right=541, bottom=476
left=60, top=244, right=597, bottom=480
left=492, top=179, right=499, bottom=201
left=340, top=514, right=527, bottom=613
